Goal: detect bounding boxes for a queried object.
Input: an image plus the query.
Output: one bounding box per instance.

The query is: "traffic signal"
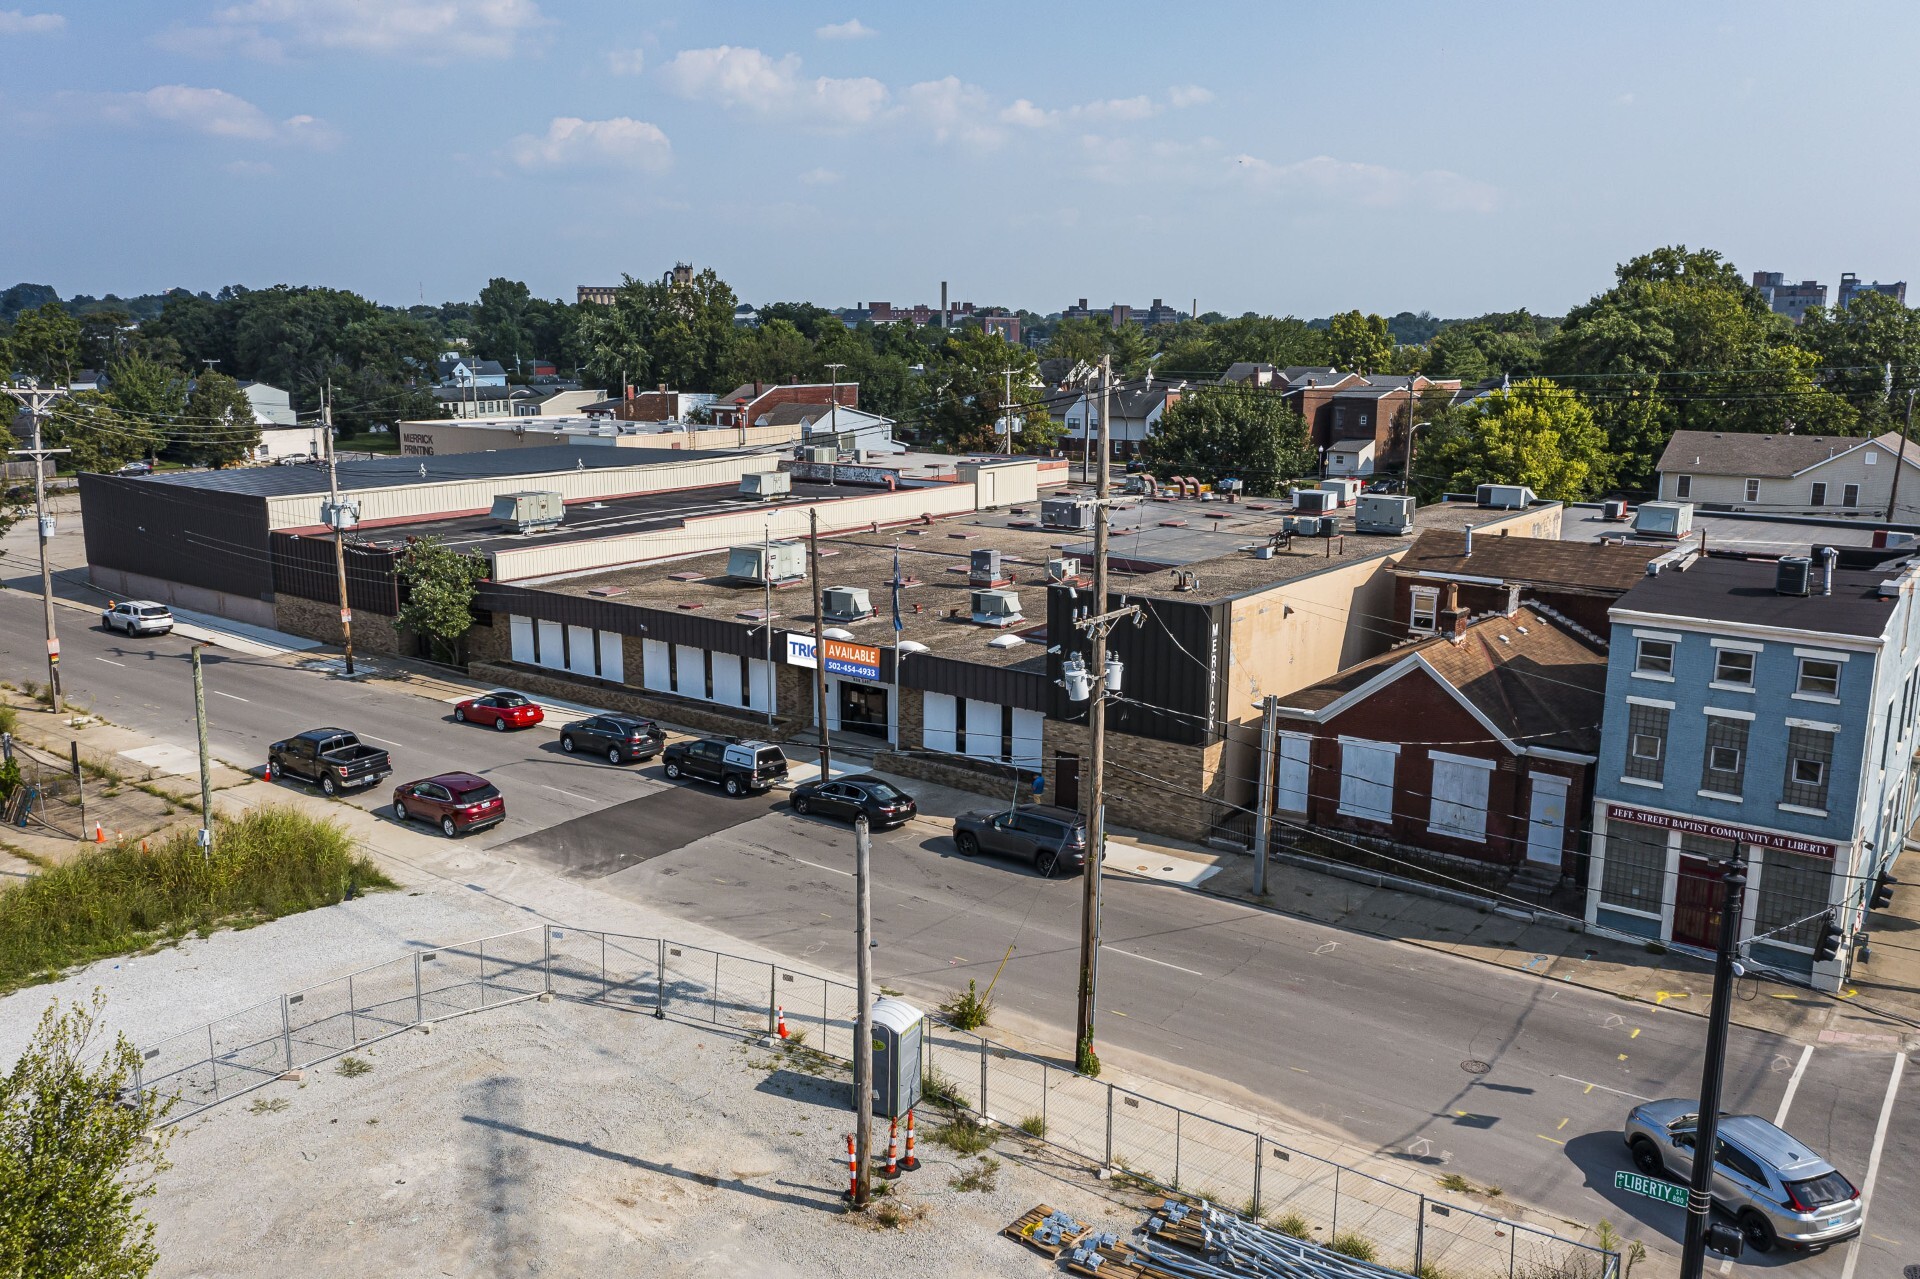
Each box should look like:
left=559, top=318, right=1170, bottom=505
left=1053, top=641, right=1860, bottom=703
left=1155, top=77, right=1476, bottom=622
left=1705, top=1220, right=1744, bottom=1259
left=1814, top=914, right=1845, bottom=962
left=1870, top=872, right=1896, bottom=911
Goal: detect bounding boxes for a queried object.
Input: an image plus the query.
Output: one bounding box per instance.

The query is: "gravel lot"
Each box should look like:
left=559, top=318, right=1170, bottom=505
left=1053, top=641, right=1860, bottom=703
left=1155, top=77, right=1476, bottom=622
left=145, top=998, right=1140, bottom=1279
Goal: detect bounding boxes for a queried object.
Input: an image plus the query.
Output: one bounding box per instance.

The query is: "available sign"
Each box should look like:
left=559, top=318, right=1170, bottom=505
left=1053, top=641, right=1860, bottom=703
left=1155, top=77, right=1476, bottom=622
left=1605, top=804, right=1835, bottom=860
left=1614, top=1171, right=1689, bottom=1208
left=784, top=634, right=883, bottom=682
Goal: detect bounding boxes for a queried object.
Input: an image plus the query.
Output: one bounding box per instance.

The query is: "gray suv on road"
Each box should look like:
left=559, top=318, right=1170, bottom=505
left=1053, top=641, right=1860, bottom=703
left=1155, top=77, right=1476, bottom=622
left=951, top=805, right=1089, bottom=877
left=1624, top=1099, right=1861, bottom=1252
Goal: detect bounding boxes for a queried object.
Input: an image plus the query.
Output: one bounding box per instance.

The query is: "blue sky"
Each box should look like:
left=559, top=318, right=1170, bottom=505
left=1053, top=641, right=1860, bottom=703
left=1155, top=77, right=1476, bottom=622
left=3, top=1, right=1917, bottom=317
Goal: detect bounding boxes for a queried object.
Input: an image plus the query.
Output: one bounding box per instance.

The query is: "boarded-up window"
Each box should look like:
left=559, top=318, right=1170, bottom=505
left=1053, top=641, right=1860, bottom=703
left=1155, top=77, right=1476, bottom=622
left=1275, top=733, right=1311, bottom=813
left=1600, top=822, right=1668, bottom=913
left=641, top=638, right=672, bottom=692
left=1011, top=708, right=1045, bottom=770
left=566, top=625, right=597, bottom=679
left=923, top=693, right=958, bottom=754
left=1337, top=740, right=1396, bottom=823
left=1428, top=753, right=1492, bottom=841
left=596, top=632, right=624, bottom=683
left=509, top=615, right=535, bottom=664
left=964, top=699, right=1002, bottom=761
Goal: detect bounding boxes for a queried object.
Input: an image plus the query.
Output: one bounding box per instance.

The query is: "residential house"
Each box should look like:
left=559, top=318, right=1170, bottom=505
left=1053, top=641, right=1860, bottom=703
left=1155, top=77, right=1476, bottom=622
left=710, top=382, right=858, bottom=429
left=1272, top=605, right=1605, bottom=880
left=1325, top=439, right=1376, bottom=477
left=760, top=404, right=903, bottom=456
left=435, top=354, right=508, bottom=387
left=1060, top=380, right=1189, bottom=456
left=1654, top=429, right=1920, bottom=522
left=1305, top=375, right=1461, bottom=468
left=1587, top=552, right=1920, bottom=989
left=254, top=424, right=326, bottom=463
left=435, top=385, right=516, bottom=418
left=1389, top=528, right=1660, bottom=636
left=237, top=381, right=297, bottom=427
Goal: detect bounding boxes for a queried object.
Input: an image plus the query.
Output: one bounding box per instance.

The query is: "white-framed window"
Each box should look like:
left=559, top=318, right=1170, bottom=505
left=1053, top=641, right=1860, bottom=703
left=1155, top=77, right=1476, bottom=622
left=1713, top=649, right=1755, bottom=687
left=1745, top=478, right=1761, bottom=502
left=1797, top=657, right=1841, bottom=697
left=1865, top=451, right=1879, bottom=466
left=1636, top=638, right=1675, bottom=675
left=1337, top=739, right=1397, bottom=823
left=1811, top=481, right=1828, bottom=506
left=1675, top=474, right=1692, bottom=499
left=1843, top=483, right=1860, bottom=508
left=1409, top=586, right=1440, bottom=633
left=1428, top=753, right=1492, bottom=841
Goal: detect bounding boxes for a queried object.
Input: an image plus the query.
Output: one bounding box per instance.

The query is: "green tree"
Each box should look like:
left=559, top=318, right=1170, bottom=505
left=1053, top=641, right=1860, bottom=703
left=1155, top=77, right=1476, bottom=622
left=180, top=370, right=260, bottom=467
left=0, top=992, right=174, bottom=1279
left=6, top=304, right=81, bottom=383
left=1143, top=382, right=1314, bottom=496
left=472, top=278, right=535, bottom=374
left=575, top=265, right=739, bottom=394
left=1207, top=315, right=1328, bottom=370
left=1105, top=323, right=1155, bottom=377
left=1324, top=310, right=1393, bottom=374
left=1416, top=379, right=1611, bottom=503
left=1042, top=317, right=1108, bottom=364
left=1795, top=291, right=1920, bottom=434
left=105, top=353, right=186, bottom=429
left=918, top=329, right=1045, bottom=452
left=77, top=310, right=136, bottom=372
left=45, top=392, right=153, bottom=472
left=724, top=318, right=816, bottom=385
left=395, top=536, right=491, bottom=663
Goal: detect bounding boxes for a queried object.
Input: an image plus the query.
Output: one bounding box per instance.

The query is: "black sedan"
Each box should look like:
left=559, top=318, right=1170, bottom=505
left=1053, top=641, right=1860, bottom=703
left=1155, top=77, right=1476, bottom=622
left=789, top=774, right=918, bottom=829
left=558, top=713, right=664, bottom=764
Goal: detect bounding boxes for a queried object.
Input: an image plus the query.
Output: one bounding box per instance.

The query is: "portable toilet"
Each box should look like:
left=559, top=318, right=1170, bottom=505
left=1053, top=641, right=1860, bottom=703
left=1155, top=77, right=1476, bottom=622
left=869, top=996, right=925, bottom=1119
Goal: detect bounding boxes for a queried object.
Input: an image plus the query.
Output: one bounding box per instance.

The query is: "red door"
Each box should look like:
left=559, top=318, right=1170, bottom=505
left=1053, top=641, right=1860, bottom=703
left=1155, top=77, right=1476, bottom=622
left=1672, top=857, right=1724, bottom=949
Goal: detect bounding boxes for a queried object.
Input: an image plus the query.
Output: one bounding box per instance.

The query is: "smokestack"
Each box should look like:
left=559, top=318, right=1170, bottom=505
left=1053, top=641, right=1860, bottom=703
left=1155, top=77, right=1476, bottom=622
left=941, top=280, right=949, bottom=330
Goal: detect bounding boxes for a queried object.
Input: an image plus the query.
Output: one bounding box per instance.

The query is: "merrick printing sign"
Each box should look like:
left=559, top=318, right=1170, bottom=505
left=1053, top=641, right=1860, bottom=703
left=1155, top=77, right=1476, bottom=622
left=785, top=634, right=882, bottom=682
left=1605, top=804, right=1835, bottom=859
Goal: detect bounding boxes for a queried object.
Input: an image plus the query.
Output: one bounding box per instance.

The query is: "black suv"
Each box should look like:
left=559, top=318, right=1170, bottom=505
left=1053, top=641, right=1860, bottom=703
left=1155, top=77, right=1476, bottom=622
left=662, top=737, right=789, bottom=796
left=951, top=805, right=1089, bottom=876
left=559, top=714, right=663, bottom=764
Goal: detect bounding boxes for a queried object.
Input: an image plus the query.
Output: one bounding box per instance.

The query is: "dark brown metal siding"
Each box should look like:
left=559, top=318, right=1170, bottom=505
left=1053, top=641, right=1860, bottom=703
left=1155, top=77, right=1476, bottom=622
left=1046, top=584, right=1223, bottom=746
left=903, top=652, right=1050, bottom=711
left=270, top=532, right=403, bottom=615
left=79, top=474, right=273, bottom=601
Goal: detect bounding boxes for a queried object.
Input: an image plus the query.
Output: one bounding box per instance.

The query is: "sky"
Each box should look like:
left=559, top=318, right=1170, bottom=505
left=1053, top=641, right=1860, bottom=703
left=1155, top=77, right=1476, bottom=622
left=3, top=1, right=1918, bottom=319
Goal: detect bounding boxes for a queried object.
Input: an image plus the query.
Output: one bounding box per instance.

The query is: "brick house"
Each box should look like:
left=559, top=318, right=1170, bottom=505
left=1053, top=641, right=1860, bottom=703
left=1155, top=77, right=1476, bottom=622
left=711, top=382, right=859, bottom=428
left=1388, top=528, right=1659, bottom=638
left=1271, top=606, right=1606, bottom=879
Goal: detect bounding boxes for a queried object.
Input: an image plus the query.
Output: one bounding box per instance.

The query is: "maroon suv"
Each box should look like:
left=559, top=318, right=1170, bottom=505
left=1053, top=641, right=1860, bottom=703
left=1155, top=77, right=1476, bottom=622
left=392, top=772, right=505, bottom=838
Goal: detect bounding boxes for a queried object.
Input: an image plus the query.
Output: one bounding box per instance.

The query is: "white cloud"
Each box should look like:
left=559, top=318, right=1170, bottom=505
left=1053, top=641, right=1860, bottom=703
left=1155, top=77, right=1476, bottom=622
left=659, top=45, right=888, bottom=127
left=606, top=46, right=644, bottom=75
left=904, top=76, right=1001, bottom=147
left=999, top=89, right=1207, bottom=129
left=1230, top=152, right=1498, bottom=213
left=1167, top=84, right=1214, bottom=108
left=0, top=9, right=64, bottom=33
left=815, top=18, right=874, bottom=40
left=998, top=98, right=1052, bottom=128
left=509, top=116, right=672, bottom=171
left=97, top=85, right=337, bottom=146
left=158, top=0, right=546, bottom=62
left=799, top=166, right=841, bottom=185
left=1073, top=95, right=1159, bottom=122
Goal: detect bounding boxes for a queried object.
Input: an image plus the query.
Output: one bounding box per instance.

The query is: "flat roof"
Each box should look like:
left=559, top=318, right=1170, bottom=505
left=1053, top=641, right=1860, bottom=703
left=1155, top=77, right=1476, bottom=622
left=1615, top=555, right=1908, bottom=638
left=1559, top=505, right=1885, bottom=557
left=133, top=445, right=736, bottom=499
left=341, top=479, right=861, bottom=557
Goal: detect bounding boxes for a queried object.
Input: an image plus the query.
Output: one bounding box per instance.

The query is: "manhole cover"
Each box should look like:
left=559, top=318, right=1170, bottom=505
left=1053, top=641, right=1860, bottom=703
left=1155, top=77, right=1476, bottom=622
left=1461, top=1060, right=1492, bottom=1075
left=1902, top=1267, right=1920, bottom=1279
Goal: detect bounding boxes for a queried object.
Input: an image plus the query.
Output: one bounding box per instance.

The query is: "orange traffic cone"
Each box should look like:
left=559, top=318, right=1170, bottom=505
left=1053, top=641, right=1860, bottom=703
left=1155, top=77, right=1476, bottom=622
left=94, top=822, right=104, bottom=844
left=843, top=1133, right=858, bottom=1200
left=880, top=1118, right=900, bottom=1180
left=901, top=1108, right=920, bottom=1172
left=776, top=1005, right=788, bottom=1040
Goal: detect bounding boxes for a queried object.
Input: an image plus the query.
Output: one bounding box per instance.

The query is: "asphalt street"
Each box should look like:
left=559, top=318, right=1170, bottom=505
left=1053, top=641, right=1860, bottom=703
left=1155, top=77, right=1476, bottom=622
left=0, top=585, right=1911, bottom=1276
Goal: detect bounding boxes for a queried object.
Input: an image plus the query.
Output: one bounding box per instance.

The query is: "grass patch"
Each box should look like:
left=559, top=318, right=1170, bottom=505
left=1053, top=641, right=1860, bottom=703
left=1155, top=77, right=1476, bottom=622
left=940, top=978, right=993, bottom=1031
left=247, top=1096, right=289, bottom=1115
left=927, top=1113, right=995, bottom=1155
left=0, top=702, right=17, bottom=737
left=1271, top=1212, right=1311, bottom=1240
left=0, top=806, right=394, bottom=994
left=1437, top=1172, right=1474, bottom=1194
left=1329, top=1232, right=1378, bottom=1262
left=949, top=1157, right=999, bottom=1193
left=868, top=1199, right=926, bottom=1230
left=921, top=1065, right=965, bottom=1108
left=335, top=1055, right=372, bottom=1078
left=1016, top=1113, right=1047, bottom=1139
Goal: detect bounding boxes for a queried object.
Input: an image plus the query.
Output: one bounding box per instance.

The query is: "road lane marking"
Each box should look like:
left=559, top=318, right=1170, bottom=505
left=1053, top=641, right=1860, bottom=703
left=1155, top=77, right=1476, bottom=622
left=361, top=735, right=403, bottom=747
left=540, top=784, right=594, bottom=802
left=1630, top=1028, right=1641, bottom=1039
left=1772, top=1044, right=1814, bottom=1126
left=1556, top=1118, right=1568, bottom=1131
left=1554, top=1074, right=1652, bottom=1102
left=1108, top=947, right=1203, bottom=977
left=212, top=690, right=248, bottom=702
left=790, top=857, right=851, bottom=878
left=1537, top=1135, right=1564, bottom=1145
left=1839, top=1052, right=1906, bottom=1279
left=95, top=657, right=125, bottom=667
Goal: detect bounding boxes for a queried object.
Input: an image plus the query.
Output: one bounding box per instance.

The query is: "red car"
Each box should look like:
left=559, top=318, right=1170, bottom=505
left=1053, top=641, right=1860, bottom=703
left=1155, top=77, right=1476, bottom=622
left=453, top=690, right=544, bottom=731
left=392, top=772, right=505, bottom=837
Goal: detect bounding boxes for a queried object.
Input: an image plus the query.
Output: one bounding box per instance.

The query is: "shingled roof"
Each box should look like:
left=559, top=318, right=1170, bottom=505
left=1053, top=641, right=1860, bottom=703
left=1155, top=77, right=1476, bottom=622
left=1656, top=429, right=1876, bottom=479
left=1276, top=606, right=1606, bottom=755
left=1390, top=529, right=1654, bottom=594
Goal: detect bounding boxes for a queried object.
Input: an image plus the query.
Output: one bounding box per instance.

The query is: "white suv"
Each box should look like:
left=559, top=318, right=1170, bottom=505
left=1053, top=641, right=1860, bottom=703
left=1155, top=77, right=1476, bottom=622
left=101, top=601, right=175, bottom=636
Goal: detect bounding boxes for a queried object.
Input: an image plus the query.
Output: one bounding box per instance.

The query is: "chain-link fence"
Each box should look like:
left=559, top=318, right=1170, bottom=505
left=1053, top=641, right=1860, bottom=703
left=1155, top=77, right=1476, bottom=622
left=131, top=924, right=1619, bottom=1279
left=2, top=738, right=86, bottom=838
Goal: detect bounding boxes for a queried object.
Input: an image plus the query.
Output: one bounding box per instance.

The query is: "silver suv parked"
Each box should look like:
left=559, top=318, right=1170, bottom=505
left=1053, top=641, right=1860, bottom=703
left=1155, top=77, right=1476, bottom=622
left=1624, top=1099, right=1861, bottom=1252
left=100, top=600, right=175, bottom=636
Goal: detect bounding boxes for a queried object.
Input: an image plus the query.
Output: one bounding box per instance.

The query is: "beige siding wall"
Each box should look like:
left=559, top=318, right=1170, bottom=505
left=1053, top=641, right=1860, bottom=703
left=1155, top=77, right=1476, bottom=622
left=1659, top=448, right=1920, bottom=520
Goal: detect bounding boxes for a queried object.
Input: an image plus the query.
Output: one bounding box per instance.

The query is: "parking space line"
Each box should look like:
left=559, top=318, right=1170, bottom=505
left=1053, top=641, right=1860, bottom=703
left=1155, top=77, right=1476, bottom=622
left=1839, top=1052, right=1907, bottom=1279
left=95, top=657, right=125, bottom=667
left=1772, top=1044, right=1814, bottom=1126
left=1108, top=947, right=1203, bottom=977
left=1553, top=1074, right=1653, bottom=1102
left=212, top=690, right=248, bottom=702
left=790, top=857, right=851, bottom=878
left=540, top=784, right=594, bottom=803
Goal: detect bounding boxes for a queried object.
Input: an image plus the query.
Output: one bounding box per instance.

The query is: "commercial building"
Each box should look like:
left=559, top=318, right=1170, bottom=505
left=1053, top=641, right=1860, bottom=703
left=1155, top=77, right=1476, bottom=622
left=1586, top=552, right=1920, bottom=989
left=1751, top=272, right=1827, bottom=323
left=1838, top=273, right=1907, bottom=310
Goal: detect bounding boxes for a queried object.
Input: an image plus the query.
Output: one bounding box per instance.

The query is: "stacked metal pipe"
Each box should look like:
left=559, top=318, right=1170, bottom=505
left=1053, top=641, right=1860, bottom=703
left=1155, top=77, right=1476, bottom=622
left=1105, top=1201, right=1419, bottom=1279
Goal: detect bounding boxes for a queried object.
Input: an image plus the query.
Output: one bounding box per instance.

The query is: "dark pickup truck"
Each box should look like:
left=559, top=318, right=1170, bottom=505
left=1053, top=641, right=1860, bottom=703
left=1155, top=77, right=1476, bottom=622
left=268, top=728, right=392, bottom=797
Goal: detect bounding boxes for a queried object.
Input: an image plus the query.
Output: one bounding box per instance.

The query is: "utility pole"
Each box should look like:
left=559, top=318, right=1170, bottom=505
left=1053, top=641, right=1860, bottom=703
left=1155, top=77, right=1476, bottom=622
left=823, top=362, right=848, bottom=487
left=4, top=386, right=71, bottom=713
left=1678, top=860, right=1749, bottom=1279
left=1252, top=694, right=1278, bottom=897
left=1885, top=387, right=1916, bottom=523
left=809, top=506, right=832, bottom=782
left=1074, top=354, right=1121, bottom=1075
left=852, top=813, right=875, bottom=1205
left=1404, top=420, right=1430, bottom=499
left=322, top=383, right=356, bottom=676
left=762, top=525, right=775, bottom=729
left=995, top=366, right=1020, bottom=455
left=192, top=643, right=214, bottom=857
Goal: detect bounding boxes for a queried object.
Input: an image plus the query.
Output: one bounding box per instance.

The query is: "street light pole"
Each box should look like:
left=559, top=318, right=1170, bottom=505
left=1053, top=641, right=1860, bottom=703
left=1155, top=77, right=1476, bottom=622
left=1404, top=420, right=1430, bottom=498
left=322, top=383, right=355, bottom=676
left=1678, top=860, right=1749, bottom=1279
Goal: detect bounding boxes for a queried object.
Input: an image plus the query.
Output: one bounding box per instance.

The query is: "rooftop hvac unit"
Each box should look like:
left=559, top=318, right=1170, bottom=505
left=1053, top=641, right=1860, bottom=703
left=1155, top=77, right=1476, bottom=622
left=1475, top=483, right=1536, bottom=509
left=1041, top=497, right=1097, bottom=531
left=739, top=471, right=792, bottom=500
left=1631, top=500, right=1694, bottom=540
left=1317, top=516, right=1339, bottom=537
left=725, top=539, right=807, bottom=584
left=970, top=548, right=1010, bottom=587
left=1292, top=488, right=1338, bottom=515
left=1354, top=493, right=1415, bottom=534
left=490, top=490, right=565, bottom=533
left=1318, top=477, right=1362, bottom=506
left=1046, top=557, right=1082, bottom=583
left=1777, top=556, right=1812, bottom=597
left=803, top=444, right=839, bottom=464
left=970, top=588, right=1024, bottom=627
left=821, top=586, right=873, bottom=622
left=1602, top=498, right=1630, bottom=521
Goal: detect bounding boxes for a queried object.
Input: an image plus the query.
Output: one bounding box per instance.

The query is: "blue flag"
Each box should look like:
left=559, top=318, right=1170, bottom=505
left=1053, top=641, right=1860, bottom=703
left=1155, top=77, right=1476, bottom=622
left=891, top=543, right=904, bottom=632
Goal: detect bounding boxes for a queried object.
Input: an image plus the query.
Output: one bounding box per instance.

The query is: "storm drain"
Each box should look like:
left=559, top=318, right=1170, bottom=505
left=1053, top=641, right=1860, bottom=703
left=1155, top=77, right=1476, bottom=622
left=1461, top=1059, right=1492, bottom=1075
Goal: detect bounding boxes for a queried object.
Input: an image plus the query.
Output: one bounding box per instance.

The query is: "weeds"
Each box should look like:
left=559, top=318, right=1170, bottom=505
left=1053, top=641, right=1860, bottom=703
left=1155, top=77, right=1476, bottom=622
left=928, top=1113, right=994, bottom=1155
left=1016, top=1113, right=1047, bottom=1139
left=940, top=979, right=993, bottom=1031
left=1272, top=1211, right=1311, bottom=1240
left=247, top=1096, right=290, bottom=1115
left=0, top=806, right=395, bottom=993
left=1329, top=1232, right=1378, bottom=1262
left=1437, top=1172, right=1473, bottom=1194
left=869, top=1200, right=926, bottom=1229
left=0, top=703, right=16, bottom=736
left=949, top=1157, right=999, bottom=1193
left=920, top=1065, right=964, bottom=1108
left=335, top=1056, right=371, bottom=1078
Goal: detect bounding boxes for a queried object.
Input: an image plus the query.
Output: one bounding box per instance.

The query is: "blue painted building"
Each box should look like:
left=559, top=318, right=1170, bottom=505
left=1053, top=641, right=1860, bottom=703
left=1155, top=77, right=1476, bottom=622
left=1587, top=552, right=1920, bottom=989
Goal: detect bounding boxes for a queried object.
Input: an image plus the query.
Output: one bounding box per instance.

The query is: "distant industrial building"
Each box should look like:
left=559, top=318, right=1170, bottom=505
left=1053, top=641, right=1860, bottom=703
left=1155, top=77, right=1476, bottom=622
left=1838, top=272, right=1907, bottom=309
left=1751, top=271, right=1827, bottom=323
